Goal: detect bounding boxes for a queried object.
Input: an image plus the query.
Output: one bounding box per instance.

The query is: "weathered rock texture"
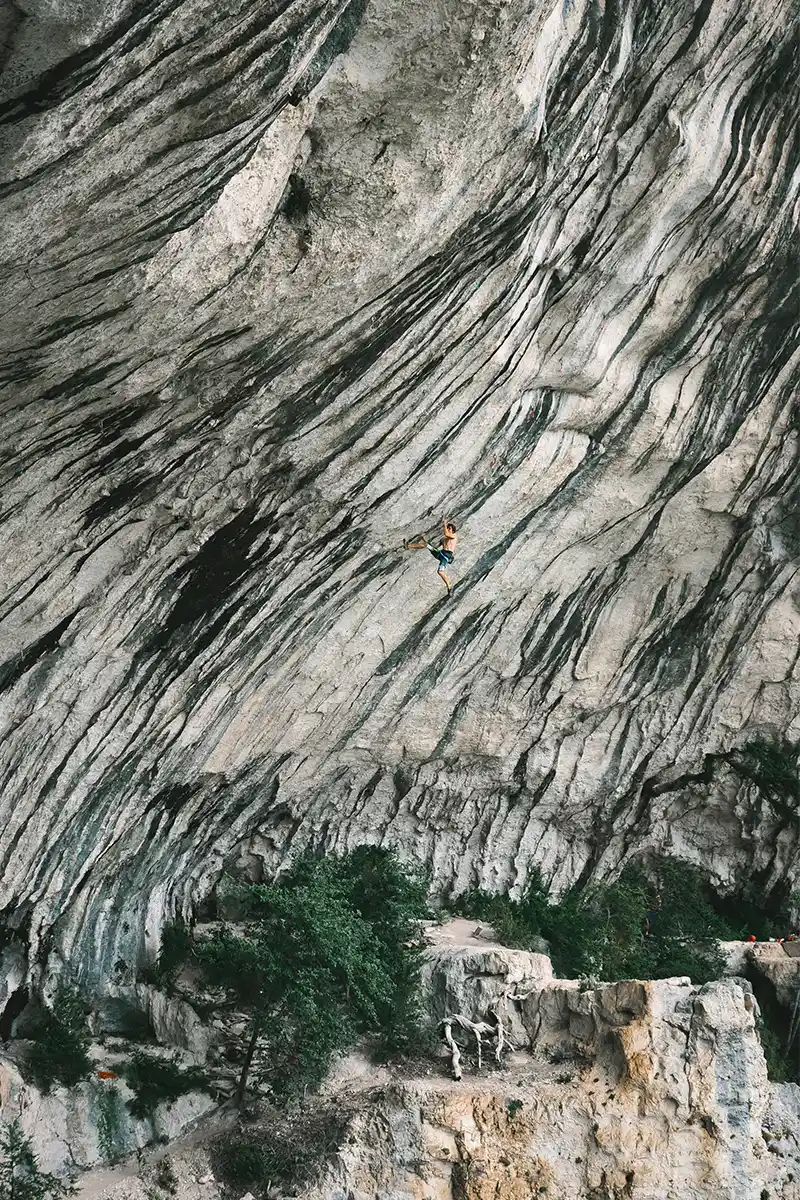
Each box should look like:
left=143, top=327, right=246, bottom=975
left=21, top=935, right=800, bottom=1196
left=751, top=942, right=800, bottom=1009
left=0, top=1058, right=215, bottom=1173
left=423, top=917, right=553, bottom=1048
left=1, top=0, right=799, bottom=984
left=304, top=973, right=786, bottom=1200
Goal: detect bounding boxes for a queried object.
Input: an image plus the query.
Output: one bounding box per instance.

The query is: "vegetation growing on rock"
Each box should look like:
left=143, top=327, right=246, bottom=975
left=24, top=988, right=91, bottom=1093
left=725, top=739, right=800, bottom=813
left=158, top=847, right=429, bottom=1106
left=212, top=1101, right=350, bottom=1195
left=0, top=1120, right=74, bottom=1200
left=121, top=1051, right=212, bottom=1120
left=454, top=859, right=743, bottom=983
left=95, top=1082, right=126, bottom=1163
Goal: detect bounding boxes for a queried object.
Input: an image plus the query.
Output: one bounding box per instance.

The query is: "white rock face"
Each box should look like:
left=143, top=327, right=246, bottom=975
left=0, top=1059, right=215, bottom=1174
left=18, top=939, right=800, bottom=1197
left=128, top=985, right=214, bottom=1060
left=0, top=0, right=798, bottom=990
left=423, top=918, right=552, bottom=1046
left=301, top=970, right=787, bottom=1200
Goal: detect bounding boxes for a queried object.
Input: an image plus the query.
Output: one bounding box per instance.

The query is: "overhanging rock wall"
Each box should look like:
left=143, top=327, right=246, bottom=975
left=0, top=0, right=798, bottom=985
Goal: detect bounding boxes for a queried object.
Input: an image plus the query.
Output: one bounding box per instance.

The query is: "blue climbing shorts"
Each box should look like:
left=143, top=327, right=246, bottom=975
left=430, top=547, right=454, bottom=568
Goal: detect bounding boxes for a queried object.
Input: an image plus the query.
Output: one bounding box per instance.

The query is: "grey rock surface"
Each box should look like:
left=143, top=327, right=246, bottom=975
left=0, top=0, right=798, bottom=987
left=302, top=973, right=780, bottom=1200
left=423, top=917, right=552, bottom=1045
left=0, top=1056, right=215, bottom=1173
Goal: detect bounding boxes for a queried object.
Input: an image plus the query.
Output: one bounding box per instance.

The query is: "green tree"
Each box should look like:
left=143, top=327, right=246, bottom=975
left=167, top=848, right=428, bottom=1106
left=456, top=859, right=733, bottom=984
left=122, top=1050, right=211, bottom=1120
left=0, top=1120, right=74, bottom=1200
left=95, top=1084, right=125, bottom=1163
left=26, top=989, right=91, bottom=1093
left=287, top=847, right=430, bottom=1054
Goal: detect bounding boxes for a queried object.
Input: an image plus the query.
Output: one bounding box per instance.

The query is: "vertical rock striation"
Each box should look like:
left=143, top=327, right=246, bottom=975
left=0, top=0, right=798, bottom=982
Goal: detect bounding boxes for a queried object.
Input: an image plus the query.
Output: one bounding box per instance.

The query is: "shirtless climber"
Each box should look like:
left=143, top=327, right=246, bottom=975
left=404, top=516, right=458, bottom=597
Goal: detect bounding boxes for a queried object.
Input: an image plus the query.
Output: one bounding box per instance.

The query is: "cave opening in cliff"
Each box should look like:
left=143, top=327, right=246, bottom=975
left=0, top=988, right=28, bottom=1042
left=745, top=966, right=800, bottom=1085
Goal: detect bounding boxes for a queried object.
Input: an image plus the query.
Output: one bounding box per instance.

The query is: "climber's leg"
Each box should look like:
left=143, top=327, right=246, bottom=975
left=404, top=535, right=429, bottom=549
left=432, top=547, right=455, bottom=597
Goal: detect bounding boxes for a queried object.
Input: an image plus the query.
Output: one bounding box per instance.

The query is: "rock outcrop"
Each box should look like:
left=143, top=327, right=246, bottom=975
left=1, top=0, right=798, bottom=996
left=19, top=930, right=800, bottom=1197
left=751, top=942, right=800, bottom=1009
left=0, top=1058, right=214, bottom=1174
left=423, top=917, right=552, bottom=1048
left=304, top=971, right=786, bottom=1200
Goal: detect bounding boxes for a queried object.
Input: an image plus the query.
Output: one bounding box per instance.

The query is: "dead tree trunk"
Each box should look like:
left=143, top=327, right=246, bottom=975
left=235, top=1014, right=262, bottom=1108
left=441, top=1014, right=498, bottom=1079
left=442, top=1019, right=463, bottom=1080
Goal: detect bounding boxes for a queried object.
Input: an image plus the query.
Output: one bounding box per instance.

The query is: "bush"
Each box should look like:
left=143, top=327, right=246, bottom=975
left=0, top=1119, right=74, bottom=1200
left=171, top=847, right=430, bottom=1106
left=727, top=739, right=800, bottom=809
left=96, top=1082, right=126, bottom=1162
left=122, top=1051, right=211, bottom=1120
left=25, top=988, right=91, bottom=1093
left=153, top=1158, right=178, bottom=1195
left=212, top=1105, right=347, bottom=1193
left=454, top=859, right=735, bottom=984
left=140, top=922, right=193, bottom=991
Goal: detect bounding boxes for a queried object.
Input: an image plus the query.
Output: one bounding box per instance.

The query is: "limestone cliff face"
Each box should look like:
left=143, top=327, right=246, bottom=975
left=306, top=961, right=791, bottom=1200
left=7, top=927, right=800, bottom=1196
left=1, top=0, right=799, bottom=985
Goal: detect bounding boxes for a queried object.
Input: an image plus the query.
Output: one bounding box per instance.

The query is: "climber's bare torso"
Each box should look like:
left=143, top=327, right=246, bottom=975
left=442, top=524, right=457, bottom=554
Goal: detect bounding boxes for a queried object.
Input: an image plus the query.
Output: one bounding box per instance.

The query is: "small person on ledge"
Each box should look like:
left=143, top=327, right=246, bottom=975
left=404, top=516, right=458, bottom=598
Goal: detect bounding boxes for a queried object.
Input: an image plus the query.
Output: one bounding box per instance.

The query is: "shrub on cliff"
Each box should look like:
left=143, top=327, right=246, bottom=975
left=24, top=988, right=92, bottom=1093
left=455, top=859, right=732, bottom=984
left=212, top=1100, right=348, bottom=1195
left=0, top=1119, right=74, bottom=1200
left=163, top=847, right=429, bottom=1106
left=121, top=1050, right=212, bottom=1119
left=725, top=739, right=800, bottom=810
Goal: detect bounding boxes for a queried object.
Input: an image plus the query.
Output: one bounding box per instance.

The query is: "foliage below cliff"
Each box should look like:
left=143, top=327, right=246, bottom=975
left=122, top=1051, right=212, bottom=1119
left=212, top=1100, right=350, bottom=1196
left=158, top=847, right=429, bottom=1105
left=0, top=1120, right=74, bottom=1200
left=23, top=988, right=91, bottom=1093
left=455, top=860, right=744, bottom=983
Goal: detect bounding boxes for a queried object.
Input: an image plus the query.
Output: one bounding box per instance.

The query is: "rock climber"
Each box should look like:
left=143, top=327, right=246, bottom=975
left=404, top=516, right=458, bottom=597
